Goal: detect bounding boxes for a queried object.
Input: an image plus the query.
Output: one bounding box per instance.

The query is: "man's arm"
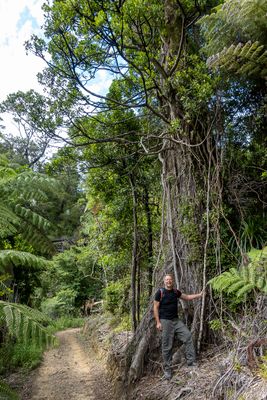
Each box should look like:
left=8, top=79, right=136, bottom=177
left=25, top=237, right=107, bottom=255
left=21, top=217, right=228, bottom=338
left=180, top=290, right=203, bottom=301
left=153, top=300, right=162, bottom=330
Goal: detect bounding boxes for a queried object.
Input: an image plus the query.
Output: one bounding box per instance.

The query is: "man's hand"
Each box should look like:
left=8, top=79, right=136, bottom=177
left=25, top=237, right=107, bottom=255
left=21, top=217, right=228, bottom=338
left=181, top=290, right=205, bottom=301
left=156, top=321, right=162, bottom=331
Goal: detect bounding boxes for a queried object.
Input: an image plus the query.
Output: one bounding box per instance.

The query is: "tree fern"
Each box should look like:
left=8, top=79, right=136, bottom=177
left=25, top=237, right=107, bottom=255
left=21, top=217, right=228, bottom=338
left=207, top=41, right=267, bottom=78
left=209, top=247, right=267, bottom=300
left=0, top=156, right=17, bottom=185
left=0, top=166, right=58, bottom=255
left=0, top=162, right=59, bottom=400
left=199, top=0, right=267, bottom=78
left=0, top=250, right=50, bottom=273
left=14, top=205, right=52, bottom=231
left=0, top=205, right=20, bottom=238
left=12, top=205, right=55, bottom=254
left=0, top=301, right=56, bottom=346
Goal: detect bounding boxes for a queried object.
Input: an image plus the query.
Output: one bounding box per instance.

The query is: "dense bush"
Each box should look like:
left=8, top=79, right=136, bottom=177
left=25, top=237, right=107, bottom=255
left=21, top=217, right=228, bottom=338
left=103, top=278, right=130, bottom=316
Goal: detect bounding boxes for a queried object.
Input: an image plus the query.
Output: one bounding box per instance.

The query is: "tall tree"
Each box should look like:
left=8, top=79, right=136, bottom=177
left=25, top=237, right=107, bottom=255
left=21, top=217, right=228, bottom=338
left=0, top=90, right=60, bottom=168
left=26, top=0, right=221, bottom=380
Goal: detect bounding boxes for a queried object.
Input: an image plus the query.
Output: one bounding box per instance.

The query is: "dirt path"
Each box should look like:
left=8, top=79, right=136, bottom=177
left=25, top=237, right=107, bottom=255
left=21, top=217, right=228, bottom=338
left=17, top=328, right=113, bottom=400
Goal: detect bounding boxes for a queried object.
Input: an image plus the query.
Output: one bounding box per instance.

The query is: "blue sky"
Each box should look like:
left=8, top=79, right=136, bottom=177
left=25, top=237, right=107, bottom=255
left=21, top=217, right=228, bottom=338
left=17, top=6, right=39, bottom=31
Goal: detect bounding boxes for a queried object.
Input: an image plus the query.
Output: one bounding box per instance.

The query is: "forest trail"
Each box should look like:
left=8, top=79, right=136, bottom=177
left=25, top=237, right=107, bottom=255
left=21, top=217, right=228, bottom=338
left=20, top=328, right=112, bottom=400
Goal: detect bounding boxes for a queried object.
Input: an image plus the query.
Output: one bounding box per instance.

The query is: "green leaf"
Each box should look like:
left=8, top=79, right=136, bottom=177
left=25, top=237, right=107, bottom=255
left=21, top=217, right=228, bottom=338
left=236, top=283, right=255, bottom=297
left=0, top=380, right=19, bottom=400
left=0, top=250, right=49, bottom=273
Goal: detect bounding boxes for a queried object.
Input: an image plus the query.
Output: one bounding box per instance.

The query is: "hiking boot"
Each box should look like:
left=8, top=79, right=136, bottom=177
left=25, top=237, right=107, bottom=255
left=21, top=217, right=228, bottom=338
left=163, top=370, right=172, bottom=380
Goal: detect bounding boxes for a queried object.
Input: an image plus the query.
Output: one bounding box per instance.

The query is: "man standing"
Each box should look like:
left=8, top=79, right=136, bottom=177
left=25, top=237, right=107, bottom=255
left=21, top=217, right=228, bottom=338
left=153, top=274, right=203, bottom=380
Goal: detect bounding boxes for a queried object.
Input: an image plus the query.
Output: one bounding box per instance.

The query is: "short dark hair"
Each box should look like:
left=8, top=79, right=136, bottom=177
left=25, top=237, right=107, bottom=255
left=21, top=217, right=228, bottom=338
left=164, top=273, right=173, bottom=279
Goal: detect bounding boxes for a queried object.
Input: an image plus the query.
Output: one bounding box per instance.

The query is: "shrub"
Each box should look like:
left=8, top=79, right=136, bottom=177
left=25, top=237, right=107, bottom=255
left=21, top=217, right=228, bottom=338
left=41, top=288, right=77, bottom=318
left=103, top=278, right=130, bottom=315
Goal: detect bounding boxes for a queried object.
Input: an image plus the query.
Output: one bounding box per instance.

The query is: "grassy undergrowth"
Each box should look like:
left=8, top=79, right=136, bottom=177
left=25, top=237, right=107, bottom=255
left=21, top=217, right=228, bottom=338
left=47, top=316, right=84, bottom=334
left=0, top=316, right=85, bottom=375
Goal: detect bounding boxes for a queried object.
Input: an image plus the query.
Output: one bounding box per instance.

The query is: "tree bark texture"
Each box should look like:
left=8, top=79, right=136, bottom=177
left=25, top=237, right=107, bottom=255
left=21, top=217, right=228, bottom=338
left=123, top=131, right=216, bottom=382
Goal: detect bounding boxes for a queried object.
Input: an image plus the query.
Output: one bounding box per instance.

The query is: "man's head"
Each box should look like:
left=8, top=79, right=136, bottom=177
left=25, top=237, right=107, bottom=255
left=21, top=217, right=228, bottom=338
left=164, top=274, right=174, bottom=290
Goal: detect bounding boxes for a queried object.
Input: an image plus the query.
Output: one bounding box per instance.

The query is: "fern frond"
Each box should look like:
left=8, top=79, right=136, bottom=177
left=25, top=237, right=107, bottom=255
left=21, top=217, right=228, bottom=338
left=236, top=283, right=255, bottom=297
left=227, top=280, right=245, bottom=294
left=0, top=380, right=19, bottom=400
left=14, top=205, right=52, bottom=232
left=256, top=275, right=265, bottom=290
left=199, top=0, right=267, bottom=78
left=240, top=266, right=249, bottom=281
left=19, top=224, right=55, bottom=255
left=0, top=171, right=57, bottom=255
left=247, top=247, right=267, bottom=262
left=208, top=268, right=240, bottom=291
left=0, top=301, right=55, bottom=347
left=1, top=170, right=60, bottom=209
left=248, top=265, right=256, bottom=285
left=207, top=41, right=267, bottom=78
left=0, top=164, right=17, bottom=185
left=0, top=205, right=20, bottom=238
left=0, top=250, right=50, bottom=273
left=15, top=172, right=59, bottom=194
left=209, top=247, right=267, bottom=301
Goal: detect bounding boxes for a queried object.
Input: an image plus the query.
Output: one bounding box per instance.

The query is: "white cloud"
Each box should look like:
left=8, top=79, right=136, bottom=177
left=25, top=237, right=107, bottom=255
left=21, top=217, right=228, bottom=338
left=0, top=0, right=113, bottom=138
left=89, top=69, right=113, bottom=96
left=0, top=0, right=46, bottom=101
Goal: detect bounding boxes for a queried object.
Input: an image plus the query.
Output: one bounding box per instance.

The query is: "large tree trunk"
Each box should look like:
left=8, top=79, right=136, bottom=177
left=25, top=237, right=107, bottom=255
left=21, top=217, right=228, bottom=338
left=122, top=134, right=211, bottom=383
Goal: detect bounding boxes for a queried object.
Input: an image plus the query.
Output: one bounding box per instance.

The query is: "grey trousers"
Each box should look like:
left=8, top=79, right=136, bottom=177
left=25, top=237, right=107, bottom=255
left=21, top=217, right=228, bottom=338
left=161, top=318, right=196, bottom=372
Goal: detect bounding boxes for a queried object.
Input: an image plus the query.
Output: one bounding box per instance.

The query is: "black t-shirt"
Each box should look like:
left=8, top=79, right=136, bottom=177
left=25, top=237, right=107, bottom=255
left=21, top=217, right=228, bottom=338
left=154, top=288, right=182, bottom=320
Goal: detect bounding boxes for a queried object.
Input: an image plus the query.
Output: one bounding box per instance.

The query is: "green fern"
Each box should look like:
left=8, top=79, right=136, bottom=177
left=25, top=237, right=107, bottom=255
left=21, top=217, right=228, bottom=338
left=0, top=301, right=56, bottom=347
left=227, top=280, right=246, bottom=294
left=207, top=41, right=267, bottom=78
left=0, top=163, right=59, bottom=400
left=0, top=301, right=56, bottom=400
left=12, top=205, right=55, bottom=254
left=0, top=167, right=58, bottom=255
left=199, top=0, right=267, bottom=78
left=14, top=205, right=52, bottom=231
left=209, top=247, right=267, bottom=300
left=0, top=380, right=19, bottom=400
left=0, top=157, right=17, bottom=185
left=0, top=205, right=20, bottom=238
left=0, top=250, right=50, bottom=273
